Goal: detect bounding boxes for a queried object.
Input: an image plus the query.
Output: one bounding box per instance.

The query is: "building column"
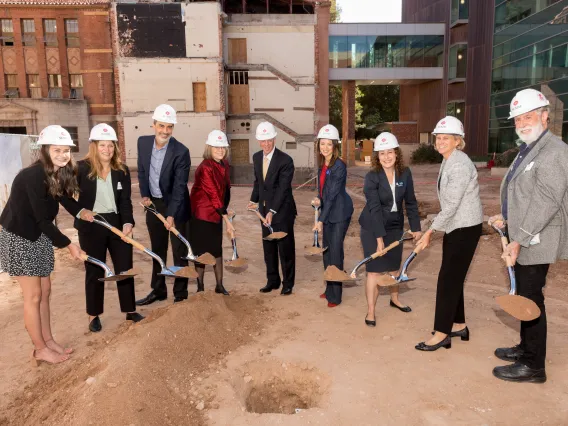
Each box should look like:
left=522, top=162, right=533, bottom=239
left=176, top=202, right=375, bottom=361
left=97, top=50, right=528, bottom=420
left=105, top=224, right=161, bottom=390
left=341, top=80, right=356, bottom=166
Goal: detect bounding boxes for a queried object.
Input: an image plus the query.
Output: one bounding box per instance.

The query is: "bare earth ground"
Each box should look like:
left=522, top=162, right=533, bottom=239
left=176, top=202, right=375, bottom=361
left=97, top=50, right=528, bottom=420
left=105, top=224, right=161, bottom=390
left=1, top=164, right=568, bottom=425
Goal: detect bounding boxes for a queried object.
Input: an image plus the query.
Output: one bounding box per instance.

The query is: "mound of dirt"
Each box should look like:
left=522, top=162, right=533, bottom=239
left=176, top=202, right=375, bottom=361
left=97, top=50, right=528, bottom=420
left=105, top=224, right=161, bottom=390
left=2, top=292, right=267, bottom=426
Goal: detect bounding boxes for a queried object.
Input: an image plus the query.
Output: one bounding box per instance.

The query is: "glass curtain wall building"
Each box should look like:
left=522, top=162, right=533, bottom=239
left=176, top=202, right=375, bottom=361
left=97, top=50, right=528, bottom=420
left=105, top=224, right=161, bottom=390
left=490, top=0, right=568, bottom=152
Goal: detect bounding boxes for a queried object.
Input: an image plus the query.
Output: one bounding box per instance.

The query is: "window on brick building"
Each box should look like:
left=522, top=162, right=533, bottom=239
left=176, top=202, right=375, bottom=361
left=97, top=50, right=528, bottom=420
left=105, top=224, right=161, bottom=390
left=4, top=74, right=19, bottom=98
left=27, top=74, right=41, bottom=98
left=21, top=19, right=36, bottom=46
left=63, top=126, right=79, bottom=152
left=43, top=19, right=58, bottom=47
left=65, top=19, right=79, bottom=47
left=69, top=74, right=83, bottom=99
left=1, top=19, right=14, bottom=46
left=48, top=74, right=62, bottom=98
left=447, top=101, right=465, bottom=124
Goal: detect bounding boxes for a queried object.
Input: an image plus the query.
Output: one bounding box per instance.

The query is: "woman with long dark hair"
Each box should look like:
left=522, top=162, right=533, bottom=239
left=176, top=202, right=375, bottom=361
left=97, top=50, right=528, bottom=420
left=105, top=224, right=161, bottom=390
left=359, top=132, right=422, bottom=327
left=314, top=125, right=353, bottom=307
left=60, top=124, right=144, bottom=333
left=190, top=130, right=233, bottom=295
left=0, top=125, right=87, bottom=365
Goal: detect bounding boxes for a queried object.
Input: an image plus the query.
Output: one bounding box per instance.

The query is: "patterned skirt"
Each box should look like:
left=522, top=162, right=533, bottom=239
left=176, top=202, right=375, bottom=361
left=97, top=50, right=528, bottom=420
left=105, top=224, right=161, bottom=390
left=0, top=228, right=55, bottom=277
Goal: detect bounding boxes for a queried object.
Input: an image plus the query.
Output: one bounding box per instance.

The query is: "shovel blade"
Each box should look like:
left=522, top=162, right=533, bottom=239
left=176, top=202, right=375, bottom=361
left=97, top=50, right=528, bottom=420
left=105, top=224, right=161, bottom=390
left=323, top=265, right=358, bottom=282
left=225, top=258, right=248, bottom=268
left=163, top=266, right=199, bottom=279
left=264, top=231, right=288, bottom=241
left=99, top=268, right=139, bottom=282
left=195, top=252, right=216, bottom=266
left=496, top=294, right=541, bottom=321
left=304, top=246, right=327, bottom=256
left=376, top=274, right=398, bottom=287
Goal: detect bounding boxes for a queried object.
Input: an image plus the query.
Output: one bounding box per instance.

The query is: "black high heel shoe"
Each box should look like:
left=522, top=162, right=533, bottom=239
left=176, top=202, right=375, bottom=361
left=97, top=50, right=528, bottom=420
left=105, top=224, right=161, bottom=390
left=215, top=283, right=230, bottom=296
left=431, top=326, right=469, bottom=341
left=365, top=316, right=376, bottom=327
left=415, top=335, right=451, bottom=351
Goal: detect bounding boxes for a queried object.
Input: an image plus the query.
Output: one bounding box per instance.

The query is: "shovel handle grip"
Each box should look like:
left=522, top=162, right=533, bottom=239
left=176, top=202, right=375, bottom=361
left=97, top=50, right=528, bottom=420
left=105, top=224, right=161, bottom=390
left=152, top=211, right=180, bottom=236
left=371, top=240, right=399, bottom=259
left=413, top=242, right=427, bottom=255
left=79, top=253, right=89, bottom=262
left=498, top=235, right=515, bottom=267
left=109, top=226, right=147, bottom=252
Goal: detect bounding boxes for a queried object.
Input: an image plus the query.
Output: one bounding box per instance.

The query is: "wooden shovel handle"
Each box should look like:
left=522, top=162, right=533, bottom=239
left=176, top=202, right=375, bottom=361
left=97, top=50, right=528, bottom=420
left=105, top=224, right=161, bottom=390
left=498, top=236, right=515, bottom=267
left=109, top=226, right=147, bottom=252
left=253, top=209, right=267, bottom=224
left=371, top=240, right=400, bottom=259
left=413, top=241, right=427, bottom=255
left=145, top=205, right=180, bottom=236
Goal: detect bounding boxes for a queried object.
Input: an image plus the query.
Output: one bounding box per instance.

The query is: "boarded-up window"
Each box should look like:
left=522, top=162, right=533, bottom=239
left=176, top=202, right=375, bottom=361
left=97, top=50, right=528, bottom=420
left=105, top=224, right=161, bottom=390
left=228, top=39, right=247, bottom=64
left=230, top=139, right=250, bottom=165
left=193, top=82, right=207, bottom=113
left=228, top=71, right=250, bottom=114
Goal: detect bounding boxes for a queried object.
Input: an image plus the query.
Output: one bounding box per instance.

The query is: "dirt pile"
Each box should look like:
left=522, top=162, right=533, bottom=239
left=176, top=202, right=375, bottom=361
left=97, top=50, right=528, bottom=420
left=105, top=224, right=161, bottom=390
left=1, top=292, right=266, bottom=426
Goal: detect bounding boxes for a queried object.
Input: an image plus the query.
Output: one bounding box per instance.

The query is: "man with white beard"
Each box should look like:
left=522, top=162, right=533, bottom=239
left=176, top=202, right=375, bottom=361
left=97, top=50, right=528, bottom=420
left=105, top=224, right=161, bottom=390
left=489, top=89, right=568, bottom=383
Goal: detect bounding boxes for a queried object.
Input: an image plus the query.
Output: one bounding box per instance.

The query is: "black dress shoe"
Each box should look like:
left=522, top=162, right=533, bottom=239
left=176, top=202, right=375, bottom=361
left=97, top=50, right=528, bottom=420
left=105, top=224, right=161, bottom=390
left=495, top=345, right=523, bottom=362
left=493, top=362, right=546, bottom=383
left=215, top=284, right=230, bottom=296
left=135, top=291, right=166, bottom=306
left=415, top=336, right=451, bottom=351
left=431, top=326, right=469, bottom=341
left=281, top=287, right=293, bottom=295
left=174, top=296, right=188, bottom=303
left=259, top=285, right=278, bottom=293
left=126, top=312, right=145, bottom=322
left=390, top=299, right=412, bottom=313
left=365, top=316, right=376, bottom=327
left=89, top=316, right=102, bottom=333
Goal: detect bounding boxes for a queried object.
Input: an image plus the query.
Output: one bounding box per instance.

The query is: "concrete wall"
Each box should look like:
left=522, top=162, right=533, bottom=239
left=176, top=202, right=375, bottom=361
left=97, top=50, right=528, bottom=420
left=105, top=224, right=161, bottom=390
left=184, top=2, right=222, bottom=58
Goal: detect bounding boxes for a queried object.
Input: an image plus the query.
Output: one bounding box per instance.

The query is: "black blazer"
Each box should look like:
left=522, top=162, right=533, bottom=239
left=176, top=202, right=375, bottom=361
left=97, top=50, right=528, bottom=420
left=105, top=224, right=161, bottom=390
left=317, top=159, right=354, bottom=224
left=137, top=135, right=191, bottom=223
left=358, top=167, right=421, bottom=238
left=250, top=148, right=297, bottom=224
left=59, top=160, right=135, bottom=233
left=0, top=162, right=77, bottom=248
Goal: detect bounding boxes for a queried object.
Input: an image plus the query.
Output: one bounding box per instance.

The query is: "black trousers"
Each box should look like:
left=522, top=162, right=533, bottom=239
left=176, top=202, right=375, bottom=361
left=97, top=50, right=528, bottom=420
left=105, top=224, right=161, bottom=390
left=516, top=263, right=549, bottom=369
left=433, top=223, right=482, bottom=335
left=262, top=218, right=295, bottom=289
left=147, top=197, right=190, bottom=298
left=323, top=219, right=351, bottom=304
left=78, top=213, right=136, bottom=316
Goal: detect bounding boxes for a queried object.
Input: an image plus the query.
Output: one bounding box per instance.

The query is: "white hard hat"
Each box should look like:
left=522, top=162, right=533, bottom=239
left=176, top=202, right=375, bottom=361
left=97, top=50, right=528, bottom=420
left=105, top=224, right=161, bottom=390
left=374, top=132, right=399, bottom=151
left=152, top=104, right=177, bottom=124
left=432, top=116, right=465, bottom=137
left=37, top=125, right=75, bottom=146
left=89, top=123, right=117, bottom=142
left=256, top=122, right=277, bottom=140
left=206, top=130, right=229, bottom=147
left=317, top=124, right=340, bottom=140
left=508, top=88, right=550, bottom=119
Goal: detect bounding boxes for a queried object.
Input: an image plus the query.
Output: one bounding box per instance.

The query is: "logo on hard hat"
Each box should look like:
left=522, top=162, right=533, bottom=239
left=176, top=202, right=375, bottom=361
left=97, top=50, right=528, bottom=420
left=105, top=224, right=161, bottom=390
left=166, top=111, right=170, bottom=115
left=263, top=129, right=267, bottom=133
left=513, top=100, right=519, bottom=106
left=538, top=94, right=544, bottom=101
left=218, top=136, right=222, bottom=140
left=325, top=128, right=329, bottom=132
left=103, top=128, right=108, bottom=132
left=61, top=132, right=65, bottom=136
left=382, top=138, right=386, bottom=142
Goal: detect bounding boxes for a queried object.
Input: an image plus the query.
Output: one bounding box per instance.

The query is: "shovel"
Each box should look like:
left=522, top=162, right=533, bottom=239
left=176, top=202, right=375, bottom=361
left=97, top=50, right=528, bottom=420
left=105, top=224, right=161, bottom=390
left=324, top=231, right=414, bottom=282
left=225, top=210, right=247, bottom=268
left=91, top=215, right=198, bottom=279
left=491, top=225, right=541, bottom=321
left=141, top=202, right=216, bottom=266
left=305, top=203, right=328, bottom=256
left=247, top=204, right=288, bottom=241
left=80, top=253, right=138, bottom=282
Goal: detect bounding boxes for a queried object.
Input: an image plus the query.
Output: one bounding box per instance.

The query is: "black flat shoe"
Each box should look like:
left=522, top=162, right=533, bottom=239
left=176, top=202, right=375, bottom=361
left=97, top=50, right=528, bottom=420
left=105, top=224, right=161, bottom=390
left=135, top=291, right=167, bottom=306
left=390, top=300, right=411, bottom=313
left=492, top=362, right=546, bottom=383
left=495, top=345, right=523, bottom=362
left=126, top=312, right=145, bottom=323
left=415, top=336, right=451, bottom=351
left=89, top=316, right=102, bottom=333
left=365, top=316, right=376, bottom=327
left=431, top=326, right=469, bottom=341
left=215, top=284, right=230, bottom=296
left=281, top=287, right=293, bottom=296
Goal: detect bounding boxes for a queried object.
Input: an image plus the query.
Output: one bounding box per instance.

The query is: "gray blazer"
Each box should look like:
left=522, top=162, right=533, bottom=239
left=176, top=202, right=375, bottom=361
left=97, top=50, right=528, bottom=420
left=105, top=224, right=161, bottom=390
left=501, top=131, right=568, bottom=265
left=431, top=149, right=483, bottom=233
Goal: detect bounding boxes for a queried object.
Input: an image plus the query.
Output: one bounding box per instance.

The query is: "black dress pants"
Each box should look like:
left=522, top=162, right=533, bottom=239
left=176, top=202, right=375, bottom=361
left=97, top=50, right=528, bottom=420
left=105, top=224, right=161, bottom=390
left=516, top=263, right=549, bottom=369
left=433, top=223, right=482, bottom=335
left=78, top=213, right=136, bottom=316
left=147, top=197, right=189, bottom=299
left=323, top=219, right=351, bottom=304
left=262, top=218, right=295, bottom=290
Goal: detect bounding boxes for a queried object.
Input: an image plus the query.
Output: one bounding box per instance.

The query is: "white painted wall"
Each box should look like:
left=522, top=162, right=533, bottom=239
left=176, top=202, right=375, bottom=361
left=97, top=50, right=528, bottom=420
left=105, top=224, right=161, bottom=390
left=118, top=60, right=221, bottom=113
left=184, top=2, right=222, bottom=58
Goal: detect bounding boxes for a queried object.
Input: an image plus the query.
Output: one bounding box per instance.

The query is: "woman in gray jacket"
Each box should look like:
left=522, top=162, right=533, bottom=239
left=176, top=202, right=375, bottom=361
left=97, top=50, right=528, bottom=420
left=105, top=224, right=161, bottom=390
left=415, top=116, right=483, bottom=351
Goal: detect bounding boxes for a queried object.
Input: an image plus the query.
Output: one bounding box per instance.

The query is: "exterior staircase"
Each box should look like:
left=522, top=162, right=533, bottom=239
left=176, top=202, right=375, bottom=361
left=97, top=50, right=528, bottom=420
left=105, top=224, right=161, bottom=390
left=225, top=63, right=312, bottom=91
left=227, top=112, right=314, bottom=143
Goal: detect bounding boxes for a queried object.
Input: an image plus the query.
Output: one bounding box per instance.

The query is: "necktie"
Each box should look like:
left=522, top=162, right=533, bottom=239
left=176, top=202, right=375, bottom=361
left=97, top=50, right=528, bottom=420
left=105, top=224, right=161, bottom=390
left=263, top=156, right=269, bottom=180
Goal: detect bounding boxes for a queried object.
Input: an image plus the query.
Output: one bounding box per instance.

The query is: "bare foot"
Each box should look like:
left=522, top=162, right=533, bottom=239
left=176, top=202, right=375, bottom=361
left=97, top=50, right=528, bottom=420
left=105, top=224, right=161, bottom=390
left=33, top=347, right=70, bottom=365
left=46, top=339, right=73, bottom=355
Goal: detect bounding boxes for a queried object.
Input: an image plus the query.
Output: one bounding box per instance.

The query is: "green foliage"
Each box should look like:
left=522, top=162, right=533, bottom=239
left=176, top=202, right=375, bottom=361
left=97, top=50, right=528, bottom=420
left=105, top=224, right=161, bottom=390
left=328, top=85, right=364, bottom=137
left=494, top=147, right=519, bottom=167
left=356, top=85, right=400, bottom=140
left=411, top=144, right=443, bottom=164
left=330, top=0, right=342, bottom=22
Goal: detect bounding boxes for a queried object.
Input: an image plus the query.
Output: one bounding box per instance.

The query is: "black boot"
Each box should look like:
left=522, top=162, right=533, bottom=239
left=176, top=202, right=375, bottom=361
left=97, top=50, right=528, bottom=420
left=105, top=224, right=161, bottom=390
left=215, top=283, right=230, bottom=296
left=197, top=279, right=204, bottom=292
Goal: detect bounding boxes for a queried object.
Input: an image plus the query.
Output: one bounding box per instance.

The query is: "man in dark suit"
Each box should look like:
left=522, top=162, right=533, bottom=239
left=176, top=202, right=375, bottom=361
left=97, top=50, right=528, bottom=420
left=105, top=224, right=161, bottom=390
left=136, top=104, right=191, bottom=305
left=247, top=122, right=297, bottom=295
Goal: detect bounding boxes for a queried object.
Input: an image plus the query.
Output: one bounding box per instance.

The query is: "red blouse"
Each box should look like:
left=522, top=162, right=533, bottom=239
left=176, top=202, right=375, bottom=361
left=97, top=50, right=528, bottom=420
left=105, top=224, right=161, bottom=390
left=190, top=159, right=231, bottom=223
left=319, top=164, right=328, bottom=197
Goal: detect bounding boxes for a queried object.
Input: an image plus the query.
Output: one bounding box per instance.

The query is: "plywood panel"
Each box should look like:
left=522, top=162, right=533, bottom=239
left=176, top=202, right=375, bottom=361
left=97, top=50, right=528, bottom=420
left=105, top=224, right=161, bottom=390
left=23, top=48, right=39, bottom=74
left=230, top=139, right=250, bottom=165
left=228, top=85, right=250, bottom=114
left=45, top=47, right=61, bottom=74
left=2, top=48, right=17, bottom=74
left=228, top=38, right=247, bottom=64
left=67, top=48, right=81, bottom=74
left=193, top=82, right=207, bottom=113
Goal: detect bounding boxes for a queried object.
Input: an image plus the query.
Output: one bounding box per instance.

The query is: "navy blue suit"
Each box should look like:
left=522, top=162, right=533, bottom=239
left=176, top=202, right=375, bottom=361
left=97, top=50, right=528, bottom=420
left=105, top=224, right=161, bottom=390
left=137, top=135, right=191, bottom=299
left=317, top=159, right=354, bottom=304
